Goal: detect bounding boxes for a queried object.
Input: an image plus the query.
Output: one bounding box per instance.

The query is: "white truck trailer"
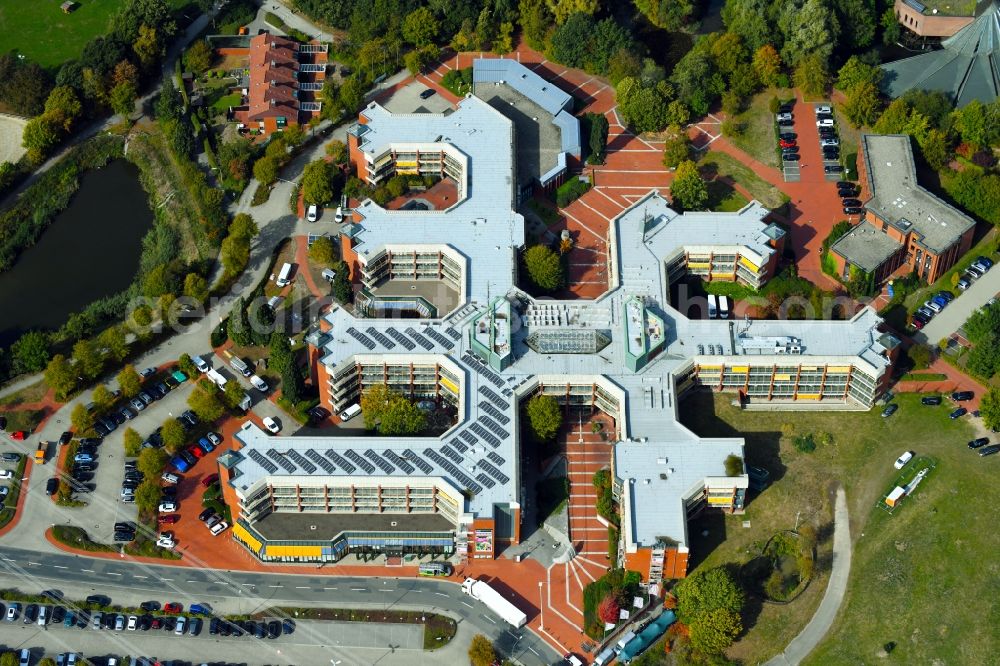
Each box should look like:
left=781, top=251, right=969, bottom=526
left=461, top=578, right=527, bottom=628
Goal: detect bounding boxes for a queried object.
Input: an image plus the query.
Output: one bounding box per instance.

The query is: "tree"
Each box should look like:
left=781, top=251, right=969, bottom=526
left=185, top=39, right=213, bottom=74
left=952, top=100, right=987, bottom=151
left=44, top=86, right=83, bottom=132
left=161, top=418, right=185, bottom=452
left=309, top=236, right=338, bottom=266
left=71, top=403, right=95, bottom=435
left=671, top=160, right=708, bottom=211
left=133, top=23, right=163, bottom=71
left=123, top=428, right=143, bottom=457
left=92, top=385, right=114, bottom=412
left=325, top=139, right=348, bottom=166
left=689, top=608, right=743, bottom=654
left=793, top=53, right=829, bottom=99
left=378, top=395, right=426, bottom=435
left=113, top=59, right=139, bottom=87
left=11, top=331, right=51, bottom=375
left=223, top=379, right=247, bottom=411
left=526, top=393, right=562, bottom=441
left=779, top=0, right=839, bottom=67
left=843, top=81, right=882, bottom=128
left=229, top=212, right=259, bottom=240
left=710, top=32, right=747, bottom=77
left=752, top=45, right=782, bottom=87
left=635, top=0, right=695, bottom=31
left=881, top=7, right=901, bottom=46
left=117, top=365, right=142, bottom=399
left=662, top=127, right=691, bottom=169
left=134, top=479, right=163, bottom=514
left=519, top=0, right=554, bottom=50
left=138, top=447, right=169, bottom=477
left=468, top=634, right=496, bottom=666
left=98, top=325, right=129, bottom=363
left=0, top=54, right=53, bottom=116
left=674, top=566, right=745, bottom=623
left=281, top=362, right=304, bottom=404
left=403, top=7, right=440, bottom=46
left=269, top=332, right=295, bottom=375
left=188, top=384, right=225, bottom=423
left=546, top=0, right=600, bottom=24
left=981, top=387, right=1000, bottom=432
left=301, top=160, right=335, bottom=205
left=836, top=56, right=882, bottom=93
left=73, top=339, right=104, bottom=381
left=332, top=261, right=352, bottom=303
left=588, top=112, right=609, bottom=162
left=110, top=80, right=138, bottom=117
left=220, top=235, right=250, bottom=276
left=339, top=76, right=366, bottom=115
left=183, top=272, right=209, bottom=303
left=523, top=244, right=564, bottom=291
left=252, top=156, right=278, bottom=187
left=21, top=114, right=62, bottom=163
left=907, top=343, right=932, bottom=370
left=228, top=297, right=253, bottom=346
left=494, top=21, right=515, bottom=54
left=110, top=0, right=175, bottom=43
left=598, top=594, right=621, bottom=624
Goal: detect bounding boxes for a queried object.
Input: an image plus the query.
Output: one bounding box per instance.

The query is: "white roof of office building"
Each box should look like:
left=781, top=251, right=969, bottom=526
left=223, top=82, right=892, bottom=553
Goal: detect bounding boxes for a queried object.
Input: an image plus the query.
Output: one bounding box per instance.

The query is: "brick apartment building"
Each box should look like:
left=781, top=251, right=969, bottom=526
left=830, top=134, right=976, bottom=285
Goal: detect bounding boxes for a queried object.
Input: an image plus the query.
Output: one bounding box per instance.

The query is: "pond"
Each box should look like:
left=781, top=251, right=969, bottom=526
left=0, top=160, right=153, bottom=346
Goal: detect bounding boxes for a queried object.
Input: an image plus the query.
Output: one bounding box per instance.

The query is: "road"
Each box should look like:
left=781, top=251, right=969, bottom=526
left=913, top=264, right=1000, bottom=345
left=764, top=487, right=851, bottom=666
left=0, top=545, right=558, bottom=665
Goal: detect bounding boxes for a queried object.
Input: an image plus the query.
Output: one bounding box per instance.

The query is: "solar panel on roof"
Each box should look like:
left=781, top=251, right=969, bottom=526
left=426, top=328, right=452, bottom=347
left=487, top=451, right=504, bottom=466
left=247, top=449, right=278, bottom=473
left=306, top=448, right=336, bottom=473
left=386, top=328, right=416, bottom=350
left=266, top=448, right=297, bottom=472
left=344, top=449, right=376, bottom=474
left=445, top=327, right=461, bottom=340
left=286, top=449, right=316, bottom=473
left=478, top=401, right=510, bottom=425
left=366, top=327, right=396, bottom=349
left=479, top=414, right=508, bottom=439
left=476, top=472, right=496, bottom=489
left=403, top=449, right=433, bottom=473
left=458, top=430, right=478, bottom=445
left=346, top=327, right=377, bottom=350
left=478, top=459, right=510, bottom=484
left=449, top=438, right=468, bottom=454
left=326, top=450, right=356, bottom=474
left=382, top=450, right=415, bottom=474
left=470, top=422, right=501, bottom=448
left=407, top=330, right=434, bottom=350
left=441, top=445, right=463, bottom=463
left=478, top=386, right=506, bottom=407
left=423, top=448, right=482, bottom=493
left=364, top=449, right=395, bottom=474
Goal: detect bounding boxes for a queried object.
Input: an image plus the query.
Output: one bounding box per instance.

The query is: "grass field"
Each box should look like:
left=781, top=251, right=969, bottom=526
left=677, top=391, right=998, bottom=663
left=0, top=0, right=188, bottom=69
left=698, top=151, right=789, bottom=209
left=728, top=90, right=792, bottom=170
left=706, top=180, right=749, bottom=212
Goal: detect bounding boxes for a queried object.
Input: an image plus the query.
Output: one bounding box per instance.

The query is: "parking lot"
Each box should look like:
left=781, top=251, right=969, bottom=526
left=379, top=80, right=453, bottom=115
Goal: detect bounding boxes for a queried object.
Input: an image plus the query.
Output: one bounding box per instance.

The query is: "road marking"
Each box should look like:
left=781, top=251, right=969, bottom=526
left=132, top=575, right=146, bottom=579
left=53, top=565, right=67, bottom=569
left=527, top=646, right=539, bottom=656
left=434, top=592, right=448, bottom=597
left=323, top=587, right=338, bottom=591
left=186, top=580, right=200, bottom=583
left=27, top=562, right=39, bottom=566
left=241, top=583, right=255, bottom=587
left=268, top=585, right=281, bottom=588
left=378, top=589, right=394, bottom=592
left=482, top=615, right=496, bottom=624
left=461, top=601, right=473, bottom=608
left=294, top=586, right=309, bottom=589
left=350, top=587, right=367, bottom=592
left=107, top=572, right=122, bottom=576
left=81, top=569, right=94, bottom=573
left=161, top=578, right=172, bottom=582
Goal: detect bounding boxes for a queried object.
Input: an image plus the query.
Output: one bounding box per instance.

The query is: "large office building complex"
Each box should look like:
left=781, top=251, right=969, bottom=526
left=218, top=62, right=898, bottom=582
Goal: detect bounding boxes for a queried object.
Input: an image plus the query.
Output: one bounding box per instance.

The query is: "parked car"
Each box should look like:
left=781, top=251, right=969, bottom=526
left=163, top=602, right=182, bottom=614
left=950, top=407, right=968, bottom=419
left=189, top=603, right=212, bottom=615
left=156, top=533, right=177, bottom=549
left=779, top=132, right=797, bottom=141
left=58, top=431, right=73, bottom=445
left=817, top=118, right=834, bottom=127
left=158, top=501, right=178, bottom=513
left=843, top=207, right=864, bottom=215
left=924, top=300, right=942, bottom=313
left=957, top=277, right=971, bottom=290
left=263, top=416, right=281, bottom=433
left=979, top=444, right=1000, bottom=457
left=206, top=431, right=222, bottom=446
left=5, top=603, right=19, bottom=621
left=825, top=165, right=844, bottom=173
left=197, top=436, right=215, bottom=453
left=841, top=198, right=862, bottom=207
left=157, top=514, right=180, bottom=525
left=201, top=473, right=220, bottom=487
left=306, top=204, right=319, bottom=222
left=198, top=508, right=217, bottom=522
left=778, top=118, right=794, bottom=126
left=968, top=437, right=990, bottom=449
left=952, top=391, right=974, bottom=401
left=419, top=88, right=437, bottom=99
left=126, top=615, right=138, bottom=631
left=250, top=375, right=269, bottom=391
left=210, top=520, right=229, bottom=535
left=776, top=112, right=793, bottom=122
left=779, top=139, right=797, bottom=148
left=820, top=138, right=840, bottom=147
left=161, top=472, right=179, bottom=484
left=815, top=104, right=832, bottom=114
left=921, top=396, right=942, bottom=405
left=967, top=263, right=985, bottom=278
left=936, top=291, right=954, bottom=302
left=882, top=403, right=898, bottom=418
left=783, top=153, right=801, bottom=162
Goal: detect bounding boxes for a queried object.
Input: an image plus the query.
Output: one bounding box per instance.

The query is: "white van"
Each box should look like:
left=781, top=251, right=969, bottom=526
left=339, top=404, right=361, bottom=421
left=275, top=262, right=293, bottom=287
left=206, top=368, right=228, bottom=388
left=591, top=647, right=615, bottom=666
left=719, top=295, right=730, bottom=319
left=707, top=294, right=718, bottom=319
left=615, top=630, right=637, bottom=653
left=250, top=375, right=269, bottom=391
left=321, top=268, right=337, bottom=282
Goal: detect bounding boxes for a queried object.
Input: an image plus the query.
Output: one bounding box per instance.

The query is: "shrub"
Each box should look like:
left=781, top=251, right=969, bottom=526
left=793, top=434, right=816, bottom=453
left=724, top=454, right=744, bottom=476
left=598, top=595, right=620, bottom=624
left=555, top=176, right=591, bottom=208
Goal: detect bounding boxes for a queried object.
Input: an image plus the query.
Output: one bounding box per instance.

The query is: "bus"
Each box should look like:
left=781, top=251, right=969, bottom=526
left=707, top=294, right=718, bottom=319
left=418, top=562, right=453, bottom=577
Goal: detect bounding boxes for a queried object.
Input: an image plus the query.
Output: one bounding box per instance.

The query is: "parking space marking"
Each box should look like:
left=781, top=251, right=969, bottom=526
left=53, top=565, right=67, bottom=569
left=267, top=585, right=281, bottom=588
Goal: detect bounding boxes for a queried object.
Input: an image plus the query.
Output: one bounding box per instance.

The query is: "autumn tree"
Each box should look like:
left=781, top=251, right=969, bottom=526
left=402, top=7, right=440, bottom=46
left=161, top=418, right=186, bottom=453
left=43, top=86, right=83, bottom=132
left=123, top=428, right=143, bottom=457
left=526, top=393, right=562, bottom=441
left=309, top=236, right=337, bottom=266
left=183, top=272, right=209, bottom=303
left=185, top=39, right=213, bottom=74
left=301, top=159, right=336, bottom=205
left=752, top=45, right=782, bottom=88
left=689, top=608, right=743, bottom=654
left=793, top=53, right=829, bottom=99
left=468, top=634, right=496, bottom=666
left=598, top=595, right=621, bottom=624
left=71, top=403, right=95, bottom=435
left=670, top=160, right=708, bottom=211
left=662, top=126, right=690, bottom=169
left=138, top=447, right=169, bottom=477
left=187, top=382, right=225, bottom=423
left=117, top=365, right=142, bottom=399
left=523, top=244, right=564, bottom=292
left=21, top=114, right=62, bottom=162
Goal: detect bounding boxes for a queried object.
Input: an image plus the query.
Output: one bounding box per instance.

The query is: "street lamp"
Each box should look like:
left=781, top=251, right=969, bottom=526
left=538, top=581, right=544, bottom=630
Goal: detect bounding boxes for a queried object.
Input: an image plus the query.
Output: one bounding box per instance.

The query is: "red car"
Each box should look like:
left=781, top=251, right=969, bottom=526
left=163, top=602, right=182, bottom=614
left=779, top=139, right=797, bottom=148
left=187, top=445, right=206, bottom=459
left=201, top=473, right=220, bottom=487
left=157, top=514, right=180, bottom=525
left=10, top=431, right=26, bottom=441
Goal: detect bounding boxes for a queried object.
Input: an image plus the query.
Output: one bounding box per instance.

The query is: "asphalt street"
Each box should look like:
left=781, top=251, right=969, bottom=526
left=913, top=264, right=1000, bottom=345
left=0, top=546, right=559, bottom=666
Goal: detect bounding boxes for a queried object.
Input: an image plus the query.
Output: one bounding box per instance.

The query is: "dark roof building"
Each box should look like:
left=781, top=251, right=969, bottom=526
left=881, top=0, right=1000, bottom=107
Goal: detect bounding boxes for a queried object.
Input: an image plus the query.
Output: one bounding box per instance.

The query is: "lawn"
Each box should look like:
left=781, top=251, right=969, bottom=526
left=678, top=391, right=997, bottom=664
left=706, top=180, right=749, bottom=212
left=0, top=0, right=188, bottom=69
left=697, top=151, right=789, bottom=210
left=728, top=90, right=793, bottom=170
